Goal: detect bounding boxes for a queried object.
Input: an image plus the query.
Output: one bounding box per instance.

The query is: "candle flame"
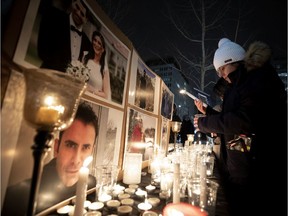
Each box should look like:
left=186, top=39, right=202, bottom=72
left=179, top=89, right=186, bottom=94
left=83, top=156, right=93, bottom=167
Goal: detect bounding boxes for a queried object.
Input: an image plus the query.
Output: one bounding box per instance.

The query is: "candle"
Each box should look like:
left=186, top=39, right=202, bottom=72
left=121, top=198, right=134, bottom=206
left=135, top=189, right=146, bottom=197
left=117, top=205, right=133, bottom=215
left=57, top=205, right=73, bottom=215
left=142, top=211, right=158, bottom=216
left=114, top=184, right=125, bottom=191
left=36, top=106, right=60, bottom=125
left=118, top=193, right=131, bottom=200
left=147, top=197, right=160, bottom=207
left=88, top=202, right=104, bottom=211
left=173, top=163, right=180, bottom=203
left=35, top=95, right=65, bottom=125
left=98, top=193, right=112, bottom=203
left=74, top=156, right=93, bottom=216
left=107, top=200, right=121, bottom=209
left=145, top=184, right=156, bottom=192
left=123, top=153, right=142, bottom=184
left=124, top=188, right=136, bottom=194
left=128, top=184, right=139, bottom=189
left=137, top=201, right=152, bottom=211
left=84, top=211, right=102, bottom=216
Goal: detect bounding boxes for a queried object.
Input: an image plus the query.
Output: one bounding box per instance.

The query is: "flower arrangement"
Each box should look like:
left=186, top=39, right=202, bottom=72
left=66, top=60, right=90, bottom=82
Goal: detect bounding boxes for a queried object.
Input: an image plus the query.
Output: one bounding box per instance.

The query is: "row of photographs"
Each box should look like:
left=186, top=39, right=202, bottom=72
left=4, top=0, right=175, bottom=190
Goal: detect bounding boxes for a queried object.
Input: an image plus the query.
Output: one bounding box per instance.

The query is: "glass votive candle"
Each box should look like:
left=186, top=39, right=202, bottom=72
left=107, top=200, right=121, bottom=209
left=147, top=197, right=160, bottom=207
left=88, top=202, right=104, bottom=211
left=98, top=194, right=112, bottom=203
left=68, top=206, right=87, bottom=216
left=145, top=184, right=156, bottom=193
left=128, top=184, right=139, bottom=189
left=138, top=202, right=152, bottom=211
left=117, top=205, right=133, bottom=215
left=118, top=193, right=131, bottom=200
left=135, top=189, right=147, bottom=198
left=124, top=188, right=136, bottom=195
left=121, top=198, right=134, bottom=206
left=142, top=210, right=158, bottom=216
left=84, top=211, right=102, bottom=216
left=113, top=189, right=124, bottom=197
left=57, top=205, right=73, bottom=215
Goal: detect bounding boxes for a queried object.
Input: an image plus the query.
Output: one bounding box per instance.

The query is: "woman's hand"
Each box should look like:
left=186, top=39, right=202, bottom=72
left=194, top=100, right=206, bottom=114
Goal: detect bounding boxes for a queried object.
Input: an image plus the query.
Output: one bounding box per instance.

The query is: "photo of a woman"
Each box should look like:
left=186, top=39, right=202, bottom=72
left=84, top=31, right=111, bottom=100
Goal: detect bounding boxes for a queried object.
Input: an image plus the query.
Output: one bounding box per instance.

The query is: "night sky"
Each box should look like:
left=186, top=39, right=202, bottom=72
left=96, top=0, right=287, bottom=62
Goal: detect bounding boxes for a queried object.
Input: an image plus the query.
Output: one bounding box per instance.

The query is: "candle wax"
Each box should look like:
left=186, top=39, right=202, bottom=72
left=74, top=166, right=89, bottom=216
left=36, top=106, right=60, bottom=125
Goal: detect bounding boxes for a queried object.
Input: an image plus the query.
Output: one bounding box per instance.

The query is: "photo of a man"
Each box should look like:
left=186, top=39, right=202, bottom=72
left=2, top=101, right=98, bottom=215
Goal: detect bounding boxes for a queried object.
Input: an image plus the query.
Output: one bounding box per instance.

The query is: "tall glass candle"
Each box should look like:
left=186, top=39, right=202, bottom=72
left=123, top=153, right=142, bottom=184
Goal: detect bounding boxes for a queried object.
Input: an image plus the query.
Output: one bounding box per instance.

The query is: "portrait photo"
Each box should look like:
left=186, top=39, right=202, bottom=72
left=13, top=0, right=130, bottom=107
left=125, top=108, right=157, bottom=161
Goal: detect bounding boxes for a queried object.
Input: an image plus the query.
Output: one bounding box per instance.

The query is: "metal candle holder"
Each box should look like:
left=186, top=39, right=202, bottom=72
left=23, top=68, right=86, bottom=215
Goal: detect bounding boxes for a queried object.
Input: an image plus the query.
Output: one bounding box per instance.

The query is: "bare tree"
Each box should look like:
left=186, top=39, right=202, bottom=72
left=164, top=0, right=256, bottom=93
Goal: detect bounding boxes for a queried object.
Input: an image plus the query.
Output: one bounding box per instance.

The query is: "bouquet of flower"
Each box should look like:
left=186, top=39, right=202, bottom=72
left=66, top=60, right=90, bottom=82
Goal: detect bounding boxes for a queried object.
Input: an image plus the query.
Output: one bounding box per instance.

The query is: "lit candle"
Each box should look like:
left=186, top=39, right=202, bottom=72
left=123, top=153, right=142, bottom=184
left=74, top=156, right=93, bottom=216
left=147, top=197, right=160, bottom=207
left=98, top=193, right=112, bottom=203
left=137, top=199, right=152, bottom=211
left=118, top=193, right=131, bottom=200
left=88, top=202, right=104, bottom=211
left=145, top=184, right=156, bottom=192
left=36, top=106, right=60, bottom=125
left=124, top=188, right=136, bottom=195
left=57, top=205, right=73, bottom=215
left=135, top=188, right=146, bottom=197
left=117, top=205, right=133, bottom=215
left=107, top=200, right=121, bottom=209
left=121, top=198, right=134, bottom=206
left=36, top=96, right=65, bottom=125
left=173, top=163, right=180, bottom=203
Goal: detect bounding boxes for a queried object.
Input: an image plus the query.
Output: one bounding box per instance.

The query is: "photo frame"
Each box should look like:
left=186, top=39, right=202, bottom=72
left=128, top=51, right=160, bottom=114
left=160, top=81, right=174, bottom=120
left=82, top=99, right=124, bottom=168
left=125, top=107, right=158, bottom=162
left=12, top=0, right=131, bottom=108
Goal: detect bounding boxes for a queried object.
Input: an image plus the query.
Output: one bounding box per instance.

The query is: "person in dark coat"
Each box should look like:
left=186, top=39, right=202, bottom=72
left=194, top=38, right=287, bottom=216
left=37, top=0, right=92, bottom=72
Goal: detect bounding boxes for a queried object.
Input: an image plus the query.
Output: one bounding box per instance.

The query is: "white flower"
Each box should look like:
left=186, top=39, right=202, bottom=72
left=66, top=60, right=90, bottom=82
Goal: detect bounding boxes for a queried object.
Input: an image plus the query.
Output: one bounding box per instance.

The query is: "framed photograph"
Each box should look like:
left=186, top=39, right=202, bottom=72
left=125, top=107, right=158, bottom=161
left=13, top=0, right=131, bottom=107
left=82, top=99, right=124, bottom=168
left=160, top=81, right=174, bottom=120
left=159, top=116, right=170, bottom=153
left=128, top=51, right=160, bottom=114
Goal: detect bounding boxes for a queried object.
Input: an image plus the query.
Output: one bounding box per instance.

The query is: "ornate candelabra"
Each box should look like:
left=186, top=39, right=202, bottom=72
left=23, top=68, right=86, bottom=216
left=170, top=121, right=181, bottom=151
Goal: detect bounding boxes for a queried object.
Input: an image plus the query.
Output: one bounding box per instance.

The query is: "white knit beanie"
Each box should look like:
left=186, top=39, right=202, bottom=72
left=213, top=38, right=245, bottom=71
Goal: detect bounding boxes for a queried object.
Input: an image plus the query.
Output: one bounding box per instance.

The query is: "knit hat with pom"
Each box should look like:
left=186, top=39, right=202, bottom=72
left=213, top=38, right=245, bottom=71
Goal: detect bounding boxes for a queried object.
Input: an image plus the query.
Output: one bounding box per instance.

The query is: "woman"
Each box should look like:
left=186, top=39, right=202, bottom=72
left=84, top=31, right=111, bottom=100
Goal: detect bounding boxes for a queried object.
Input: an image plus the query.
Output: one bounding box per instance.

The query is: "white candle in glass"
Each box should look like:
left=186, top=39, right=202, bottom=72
left=123, top=153, right=142, bottom=184
left=74, top=156, right=93, bottom=216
